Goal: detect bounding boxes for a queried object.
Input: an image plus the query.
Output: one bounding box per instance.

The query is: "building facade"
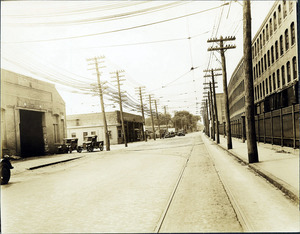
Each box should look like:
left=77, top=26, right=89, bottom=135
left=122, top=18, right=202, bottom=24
left=66, top=111, right=144, bottom=145
left=1, top=69, right=67, bottom=157
left=228, top=0, right=298, bottom=119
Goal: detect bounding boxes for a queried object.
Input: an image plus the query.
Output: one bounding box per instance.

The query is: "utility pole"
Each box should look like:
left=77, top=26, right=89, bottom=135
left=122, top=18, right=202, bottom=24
left=204, top=84, right=214, bottom=140
left=208, top=36, right=236, bottom=149
left=111, top=70, right=127, bottom=147
left=148, top=95, right=156, bottom=140
left=164, top=106, right=169, bottom=132
left=204, top=68, right=222, bottom=144
left=205, top=99, right=210, bottom=137
left=243, top=0, right=259, bottom=163
left=154, top=100, right=161, bottom=139
left=87, top=56, right=110, bottom=151
left=135, top=86, right=147, bottom=142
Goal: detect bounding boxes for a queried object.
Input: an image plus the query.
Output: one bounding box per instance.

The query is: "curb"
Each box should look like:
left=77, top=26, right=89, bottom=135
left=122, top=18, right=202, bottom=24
left=208, top=137, right=299, bottom=205
left=27, top=156, right=83, bottom=170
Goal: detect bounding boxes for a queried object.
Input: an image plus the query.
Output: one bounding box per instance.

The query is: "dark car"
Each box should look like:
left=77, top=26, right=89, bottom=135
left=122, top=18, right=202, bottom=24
left=82, top=135, right=104, bottom=152
left=178, top=131, right=185, bottom=136
left=57, top=138, right=82, bottom=153
left=164, top=132, right=176, bottom=138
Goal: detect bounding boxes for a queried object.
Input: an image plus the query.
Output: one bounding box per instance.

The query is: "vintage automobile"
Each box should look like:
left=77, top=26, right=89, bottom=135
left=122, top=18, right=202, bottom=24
left=0, top=155, right=13, bottom=185
left=82, top=135, right=104, bottom=152
left=57, top=138, right=82, bottom=154
left=177, top=131, right=186, bottom=136
left=164, top=132, right=176, bottom=138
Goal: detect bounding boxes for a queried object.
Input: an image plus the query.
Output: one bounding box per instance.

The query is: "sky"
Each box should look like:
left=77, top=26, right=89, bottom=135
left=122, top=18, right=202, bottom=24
left=1, top=0, right=275, bottom=118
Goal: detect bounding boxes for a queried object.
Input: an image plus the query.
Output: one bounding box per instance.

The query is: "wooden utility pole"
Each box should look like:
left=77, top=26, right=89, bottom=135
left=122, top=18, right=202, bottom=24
left=243, top=0, right=259, bottom=163
left=164, top=106, right=169, bottom=132
left=135, top=86, right=147, bottom=142
left=154, top=100, right=161, bottom=139
left=209, top=82, right=215, bottom=141
left=208, top=36, right=236, bottom=149
left=204, top=84, right=214, bottom=140
left=148, top=95, right=156, bottom=140
left=204, top=69, right=221, bottom=144
left=87, top=56, right=110, bottom=151
left=205, top=99, right=210, bottom=137
left=111, top=70, right=127, bottom=147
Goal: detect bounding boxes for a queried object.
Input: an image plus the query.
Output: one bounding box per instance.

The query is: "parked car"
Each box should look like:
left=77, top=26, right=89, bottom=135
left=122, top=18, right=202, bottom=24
left=164, top=132, right=176, bottom=138
left=57, top=138, right=82, bottom=154
left=0, top=155, right=13, bottom=185
left=178, top=131, right=185, bottom=136
left=81, top=135, right=104, bottom=152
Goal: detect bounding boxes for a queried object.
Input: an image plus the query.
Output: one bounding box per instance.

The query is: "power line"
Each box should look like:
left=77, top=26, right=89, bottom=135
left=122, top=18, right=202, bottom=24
left=3, top=3, right=229, bottom=44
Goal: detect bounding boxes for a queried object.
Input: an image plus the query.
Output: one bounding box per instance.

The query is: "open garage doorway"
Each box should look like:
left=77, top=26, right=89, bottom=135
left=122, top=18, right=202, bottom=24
left=19, top=110, right=45, bottom=157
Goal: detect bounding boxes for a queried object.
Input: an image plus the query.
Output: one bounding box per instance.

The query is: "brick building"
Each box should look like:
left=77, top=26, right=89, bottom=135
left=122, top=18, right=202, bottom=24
left=66, top=111, right=144, bottom=145
left=1, top=69, right=67, bottom=157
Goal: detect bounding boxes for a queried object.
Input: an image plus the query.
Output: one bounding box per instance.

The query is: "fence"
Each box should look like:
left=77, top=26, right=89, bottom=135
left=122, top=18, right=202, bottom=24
left=217, top=104, right=299, bottom=148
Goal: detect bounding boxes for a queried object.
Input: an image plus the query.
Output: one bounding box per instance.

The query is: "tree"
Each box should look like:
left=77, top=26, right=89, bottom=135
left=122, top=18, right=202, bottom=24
left=172, top=111, right=200, bottom=132
left=145, top=113, right=172, bottom=126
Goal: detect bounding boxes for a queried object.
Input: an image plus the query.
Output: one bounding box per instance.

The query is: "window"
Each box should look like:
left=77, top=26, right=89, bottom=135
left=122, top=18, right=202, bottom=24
left=275, top=41, right=279, bottom=60
left=260, top=83, right=262, bottom=99
left=267, top=50, right=270, bottom=67
left=71, top=133, right=76, bottom=138
left=258, top=61, right=261, bottom=76
left=262, top=81, right=265, bottom=97
left=257, top=39, right=260, bottom=53
left=281, top=66, right=285, bottom=86
left=270, top=18, right=273, bottom=36
left=261, top=58, right=264, bottom=73
left=253, top=67, right=256, bottom=79
left=273, top=12, right=277, bottom=31
left=266, top=24, right=269, bottom=40
left=283, top=0, right=287, bottom=18
left=91, top=131, right=96, bottom=135
left=260, top=34, right=262, bottom=49
left=276, top=69, right=280, bottom=89
left=271, top=46, right=274, bottom=64
left=285, top=29, right=289, bottom=51
left=266, top=78, right=268, bottom=95
left=264, top=54, right=267, bottom=70
left=118, top=129, right=122, bottom=138
left=291, top=22, right=295, bottom=46
left=292, top=57, right=297, bottom=79
left=269, top=76, right=272, bottom=93
left=254, top=87, right=257, bottom=100
left=254, top=43, right=257, bottom=56
left=279, top=35, right=284, bottom=55
left=263, top=30, right=265, bottom=45
left=252, top=47, right=255, bottom=59
left=273, top=72, right=277, bottom=90
left=256, top=64, right=259, bottom=78
left=83, top=132, right=88, bottom=138
left=286, top=61, right=291, bottom=82
left=76, top=119, right=80, bottom=126
left=289, top=0, right=293, bottom=11
left=278, top=5, right=282, bottom=25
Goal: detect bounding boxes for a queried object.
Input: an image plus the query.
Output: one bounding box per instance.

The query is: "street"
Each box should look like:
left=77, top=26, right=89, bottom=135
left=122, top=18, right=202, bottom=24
left=1, top=132, right=299, bottom=233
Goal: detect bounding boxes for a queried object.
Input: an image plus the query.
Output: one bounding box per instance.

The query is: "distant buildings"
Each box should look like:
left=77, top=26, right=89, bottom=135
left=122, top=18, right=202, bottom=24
left=1, top=69, right=66, bottom=157
left=66, top=111, right=144, bottom=145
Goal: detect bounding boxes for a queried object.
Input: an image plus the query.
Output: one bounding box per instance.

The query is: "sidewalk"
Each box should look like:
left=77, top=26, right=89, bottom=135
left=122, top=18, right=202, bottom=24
left=203, top=133, right=299, bottom=204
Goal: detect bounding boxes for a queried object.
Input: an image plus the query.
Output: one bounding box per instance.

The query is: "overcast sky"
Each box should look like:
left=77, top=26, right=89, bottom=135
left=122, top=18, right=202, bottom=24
left=1, top=1, right=275, bottom=117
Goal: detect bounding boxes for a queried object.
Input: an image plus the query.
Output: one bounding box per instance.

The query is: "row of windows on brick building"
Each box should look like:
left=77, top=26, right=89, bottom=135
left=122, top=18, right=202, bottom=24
left=252, top=0, right=294, bottom=58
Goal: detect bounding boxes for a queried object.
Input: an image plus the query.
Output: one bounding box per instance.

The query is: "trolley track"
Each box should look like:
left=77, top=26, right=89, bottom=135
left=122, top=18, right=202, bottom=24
left=154, top=139, right=195, bottom=233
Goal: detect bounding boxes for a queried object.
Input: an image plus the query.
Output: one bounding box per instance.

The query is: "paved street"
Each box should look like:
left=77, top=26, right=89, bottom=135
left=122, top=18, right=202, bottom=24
left=1, top=132, right=299, bottom=233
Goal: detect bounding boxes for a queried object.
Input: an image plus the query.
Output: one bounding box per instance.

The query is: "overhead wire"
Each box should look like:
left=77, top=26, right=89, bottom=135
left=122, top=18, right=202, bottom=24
left=2, top=3, right=229, bottom=44
left=5, top=2, right=189, bottom=26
